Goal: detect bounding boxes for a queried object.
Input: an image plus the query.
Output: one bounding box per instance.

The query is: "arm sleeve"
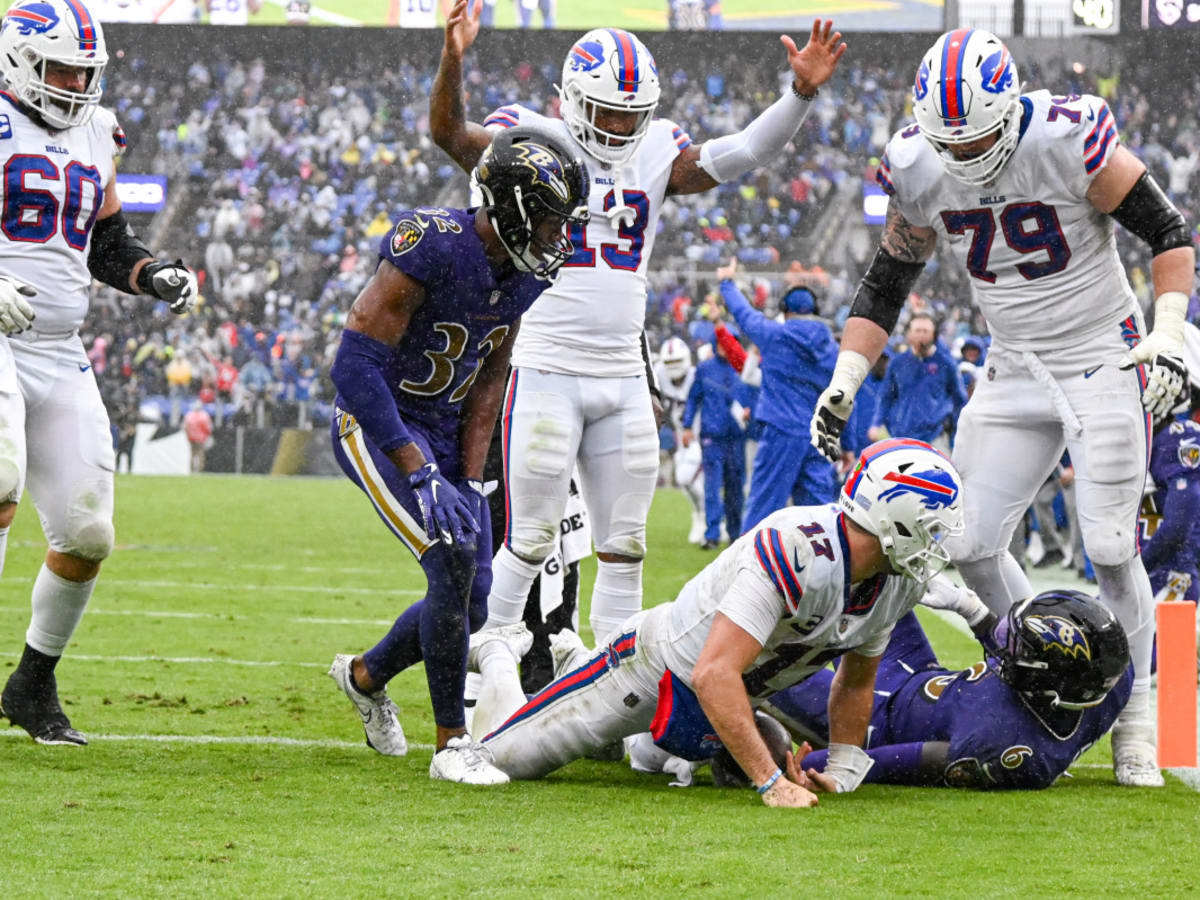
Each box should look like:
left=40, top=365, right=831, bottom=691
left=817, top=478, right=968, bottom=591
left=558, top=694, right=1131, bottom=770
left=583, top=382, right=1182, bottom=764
left=329, top=329, right=413, bottom=454
left=804, top=741, right=937, bottom=786
left=713, top=322, right=747, bottom=372
left=698, top=90, right=810, bottom=184
left=719, top=279, right=780, bottom=348
left=1142, top=475, right=1200, bottom=573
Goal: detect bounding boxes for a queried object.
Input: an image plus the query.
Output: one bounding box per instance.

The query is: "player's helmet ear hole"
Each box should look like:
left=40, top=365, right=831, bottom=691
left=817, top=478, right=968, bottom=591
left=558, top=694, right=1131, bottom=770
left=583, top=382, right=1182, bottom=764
left=894, top=522, right=912, bottom=538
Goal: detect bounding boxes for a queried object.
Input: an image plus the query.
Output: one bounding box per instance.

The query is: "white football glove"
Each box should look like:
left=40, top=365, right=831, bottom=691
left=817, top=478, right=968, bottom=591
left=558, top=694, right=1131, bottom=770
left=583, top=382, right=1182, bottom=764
left=141, top=259, right=198, bottom=315
left=921, top=575, right=990, bottom=627
left=1119, top=291, right=1189, bottom=420
left=0, top=275, right=36, bottom=335
left=810, top=350, right=870, bottom=462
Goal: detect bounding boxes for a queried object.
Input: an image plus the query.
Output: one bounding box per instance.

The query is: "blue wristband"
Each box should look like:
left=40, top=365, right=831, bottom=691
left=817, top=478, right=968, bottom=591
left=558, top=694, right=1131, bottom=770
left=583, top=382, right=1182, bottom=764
left=756, top=767, right=783, bottom=795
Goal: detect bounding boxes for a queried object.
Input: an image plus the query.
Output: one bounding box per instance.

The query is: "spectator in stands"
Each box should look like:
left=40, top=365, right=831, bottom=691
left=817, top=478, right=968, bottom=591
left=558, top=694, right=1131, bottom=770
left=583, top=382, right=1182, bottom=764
left=681, top=333, right=753, bottom=550
left=870, top=312, right=967, bottom=454
left=712, top=260, right=839, bottom=531
left=184, top=402, right=214, bottom=473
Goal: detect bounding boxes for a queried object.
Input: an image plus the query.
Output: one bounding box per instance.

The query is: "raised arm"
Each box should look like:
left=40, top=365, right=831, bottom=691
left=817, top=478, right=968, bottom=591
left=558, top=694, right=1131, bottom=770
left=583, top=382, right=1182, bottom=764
left=666, top=20, right=846, bottom=196
left=716, top=258, right=781, bottom=350
left=810, top=200, right=937, bottom=461
left=430, top=0, right=493, bottom=174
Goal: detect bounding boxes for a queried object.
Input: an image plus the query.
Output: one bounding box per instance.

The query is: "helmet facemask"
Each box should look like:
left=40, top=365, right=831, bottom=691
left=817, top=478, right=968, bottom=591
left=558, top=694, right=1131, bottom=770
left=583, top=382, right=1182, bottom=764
left=875, top=508, right=959, bottom=583
left=17, top=51, right=106, bottom=129
left=558, top=81, right=656, bottom=167
left=924, top=95, right=1021, bottom=187
left=479, top=180, right=588, bottom=281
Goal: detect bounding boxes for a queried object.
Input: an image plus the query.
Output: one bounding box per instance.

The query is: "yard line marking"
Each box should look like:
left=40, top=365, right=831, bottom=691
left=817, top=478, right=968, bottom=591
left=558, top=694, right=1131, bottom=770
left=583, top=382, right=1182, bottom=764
left=0, top=652, right=325, bottom=668
left=0, top=607, right=396, bottom=627
left=0, top=731, right=434, bottom=751
left=1168, top=767, right=1200, bottom=791
left=0, top=577, right=422, bottom=597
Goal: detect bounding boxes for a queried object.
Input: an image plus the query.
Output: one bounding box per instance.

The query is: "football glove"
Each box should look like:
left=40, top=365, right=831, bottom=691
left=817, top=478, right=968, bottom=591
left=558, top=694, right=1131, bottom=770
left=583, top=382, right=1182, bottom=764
left=1119, top=291, right=1189, bottom=420
left=811, top=350, right=870, bottom=462
left=465, top=478, right=498, bottom=525
left=409, top=462, right=479, bottom=545
left=0, top=275, right=36, bottom=335
left=139, top=259, right=198, bottom=315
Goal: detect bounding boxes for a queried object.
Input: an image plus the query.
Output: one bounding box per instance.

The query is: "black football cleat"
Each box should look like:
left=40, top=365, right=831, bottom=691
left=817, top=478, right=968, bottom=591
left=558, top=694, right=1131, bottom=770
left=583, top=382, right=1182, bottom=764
left=1, top=671, right=87, bottom=747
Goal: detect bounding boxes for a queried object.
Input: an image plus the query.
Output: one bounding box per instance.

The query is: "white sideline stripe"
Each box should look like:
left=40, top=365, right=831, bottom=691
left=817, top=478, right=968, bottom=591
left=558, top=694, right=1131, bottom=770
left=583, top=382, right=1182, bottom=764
left=0, top=577, right=422, bottom=597
left=0, top=607, right=394, bottom=627
left=263, top=0, right=363, bottom=26
left=1168, top=768, right=1200, bottom=790
left=147, top=561, right=398, bottom=576
left=0, top=651, right=325, bottom=668
left=0, top=731, right=434, bottom=751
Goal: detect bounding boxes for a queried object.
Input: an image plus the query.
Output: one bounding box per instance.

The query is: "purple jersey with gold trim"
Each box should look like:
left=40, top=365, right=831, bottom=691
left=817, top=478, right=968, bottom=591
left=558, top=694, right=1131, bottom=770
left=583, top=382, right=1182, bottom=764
left=772, top=612, right=1131, bottom=789
left=336, top=206, right=549, bottom=439
left=1140, top=417, right=1200, bottom=603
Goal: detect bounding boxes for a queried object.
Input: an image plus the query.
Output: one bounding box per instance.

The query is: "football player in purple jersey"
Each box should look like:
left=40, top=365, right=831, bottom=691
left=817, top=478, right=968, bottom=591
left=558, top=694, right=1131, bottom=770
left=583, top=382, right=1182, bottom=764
left=325, top=126, right=589, bottom=785
left=762, top=590, right=1131, bottom=789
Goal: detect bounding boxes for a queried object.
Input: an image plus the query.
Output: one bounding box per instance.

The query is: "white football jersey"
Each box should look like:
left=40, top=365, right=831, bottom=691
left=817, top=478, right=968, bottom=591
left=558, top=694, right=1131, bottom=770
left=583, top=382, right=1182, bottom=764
left=654, top=503, right=923, bottom=699
left=878, top=90, right=1136, bottom=357
left=0, top=95, right=122, bottom=334
left=396, top=0, right=437, bottom=27
left=484, top=104, right=691, bottom=377
left=207, top=0, right=250, bottom=24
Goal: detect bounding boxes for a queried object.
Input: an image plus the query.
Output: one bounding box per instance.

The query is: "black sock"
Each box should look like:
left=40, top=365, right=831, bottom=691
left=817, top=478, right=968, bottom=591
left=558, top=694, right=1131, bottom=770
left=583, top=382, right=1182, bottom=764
left=16, top=644, right=59, bottom=683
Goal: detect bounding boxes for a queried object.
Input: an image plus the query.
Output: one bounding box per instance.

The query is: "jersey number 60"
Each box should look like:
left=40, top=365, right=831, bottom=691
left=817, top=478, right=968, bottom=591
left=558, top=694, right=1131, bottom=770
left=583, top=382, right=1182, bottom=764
left=3, top=155, right=104, bottom=250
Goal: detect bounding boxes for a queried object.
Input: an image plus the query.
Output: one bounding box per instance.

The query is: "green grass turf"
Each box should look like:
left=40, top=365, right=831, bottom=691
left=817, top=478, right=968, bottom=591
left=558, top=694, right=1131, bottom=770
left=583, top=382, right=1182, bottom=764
left=1, top=475, right=1196, bottom=897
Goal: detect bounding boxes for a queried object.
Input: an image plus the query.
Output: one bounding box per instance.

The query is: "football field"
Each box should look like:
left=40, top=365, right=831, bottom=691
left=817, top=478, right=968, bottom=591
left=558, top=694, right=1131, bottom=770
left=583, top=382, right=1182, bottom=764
left=0, top=475, right=1196, bottom=897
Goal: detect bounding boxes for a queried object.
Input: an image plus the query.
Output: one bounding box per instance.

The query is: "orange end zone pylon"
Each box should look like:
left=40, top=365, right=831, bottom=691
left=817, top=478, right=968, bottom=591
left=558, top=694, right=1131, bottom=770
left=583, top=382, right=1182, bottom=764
left=1157, top=600, right=1198, bottom=769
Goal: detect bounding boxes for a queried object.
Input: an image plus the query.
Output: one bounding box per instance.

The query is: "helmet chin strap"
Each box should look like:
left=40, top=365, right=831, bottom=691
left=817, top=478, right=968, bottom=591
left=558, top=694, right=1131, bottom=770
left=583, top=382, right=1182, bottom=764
left=606, top=167, right=636, bottom=229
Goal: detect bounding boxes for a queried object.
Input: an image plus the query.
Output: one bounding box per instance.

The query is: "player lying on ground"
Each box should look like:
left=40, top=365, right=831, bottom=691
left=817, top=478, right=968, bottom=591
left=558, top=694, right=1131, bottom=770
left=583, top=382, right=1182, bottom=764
left=431, top=1, right=846, bottom=652
left=0, top=0, right=196, bottom=746
left=326, top=126, right=589, bottom=785
left=762, top=592, right=1131, bottom=789
left=809, top=28, right=1195, bottom=787
left=468, top=439, right=965, bottom=807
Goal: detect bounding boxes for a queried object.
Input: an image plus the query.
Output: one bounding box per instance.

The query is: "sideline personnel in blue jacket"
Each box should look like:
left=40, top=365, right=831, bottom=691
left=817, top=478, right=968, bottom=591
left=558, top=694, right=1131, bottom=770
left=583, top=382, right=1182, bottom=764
left=714, top=260, right=838, bottom=533
left=871, top=312, right=967, bottom=451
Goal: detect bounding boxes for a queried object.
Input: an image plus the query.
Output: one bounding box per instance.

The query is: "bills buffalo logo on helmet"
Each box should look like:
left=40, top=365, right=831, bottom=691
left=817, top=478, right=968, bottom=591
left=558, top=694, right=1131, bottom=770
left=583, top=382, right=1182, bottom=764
left=914, top=60, right=930, bottom=101
left=3, top=2, right=61, bottom=35
left=877, top=468, right=960, bottom=510
left=1023, top=615, right=1092, bottom=660
left=390, top=220, right=424, bottom=256
left=979, top=47, right=1014, bottom=95
left=568, top=40, right=605, bottom=73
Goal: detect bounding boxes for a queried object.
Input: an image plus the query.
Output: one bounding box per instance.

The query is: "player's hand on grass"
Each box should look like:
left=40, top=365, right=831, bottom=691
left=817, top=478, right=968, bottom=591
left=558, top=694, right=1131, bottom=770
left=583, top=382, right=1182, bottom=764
left=444, top=0, right=481, bottom=59
left=0, top=275, right=36, bottom=334
left=409, top=462, right=479, bottom=545
left=811, top=385, right=853, bottom=462
left=762, top=751, right=820, bottom=808
left=781, top=19, right=847, bottom=97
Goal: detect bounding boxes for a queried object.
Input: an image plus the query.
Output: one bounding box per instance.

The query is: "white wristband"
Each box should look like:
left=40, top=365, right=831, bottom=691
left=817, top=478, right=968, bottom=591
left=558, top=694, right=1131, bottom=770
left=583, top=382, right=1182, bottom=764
left=825, top=742, right=874, bottom=793
left=1153, top=291, right=1189, bottom=352
left=830, top=350, right=871, bottom=398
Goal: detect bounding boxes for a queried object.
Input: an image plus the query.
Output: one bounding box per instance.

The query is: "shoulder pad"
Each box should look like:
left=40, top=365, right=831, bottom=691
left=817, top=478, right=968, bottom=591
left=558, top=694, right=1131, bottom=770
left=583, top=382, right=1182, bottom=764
left=877, top=124, right=935, bottom=197
left=484, top=103, right=536, bottom=130
left=748, top=523, right=815, bottom=616
left=653, top=117, right=693, bottom=152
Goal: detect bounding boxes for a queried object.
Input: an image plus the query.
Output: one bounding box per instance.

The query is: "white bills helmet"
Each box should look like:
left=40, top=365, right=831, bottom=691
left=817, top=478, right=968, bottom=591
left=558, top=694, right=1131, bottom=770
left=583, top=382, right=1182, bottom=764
left=557, top=28, right=661, bottom=166
left=912, top=28, right=1021, bottom=187
left=660, top=337, right=691, bottom=381
left=0, top=0, right=107, bottom=130
left=840, top=438, right=965, bottom=582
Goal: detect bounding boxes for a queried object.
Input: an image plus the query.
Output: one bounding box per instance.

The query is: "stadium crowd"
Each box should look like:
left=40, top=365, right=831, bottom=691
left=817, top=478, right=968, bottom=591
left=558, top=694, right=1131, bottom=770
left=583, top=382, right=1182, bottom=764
left=81, top=29, right=1199, bottom=495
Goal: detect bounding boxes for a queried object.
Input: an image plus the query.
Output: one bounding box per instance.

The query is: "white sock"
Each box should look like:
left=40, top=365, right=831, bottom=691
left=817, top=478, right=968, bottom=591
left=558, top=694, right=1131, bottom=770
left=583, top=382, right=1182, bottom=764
left=473, top=640, right=527, bottom=739
left=589, top=559, right=642, bottom=646
left=487, top=546, right=543, bottom=628
left=1093, top=557, right=1156, bottom=696
left=25, top=564, right=97, bottom=656
left=955, top=551, right=1033, bottom=618
left=0, top=526, right=9, bottom=580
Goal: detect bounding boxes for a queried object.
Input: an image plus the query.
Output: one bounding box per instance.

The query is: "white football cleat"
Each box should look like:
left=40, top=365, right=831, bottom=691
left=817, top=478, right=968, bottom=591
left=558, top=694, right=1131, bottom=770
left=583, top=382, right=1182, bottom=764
left=328, top=654, right=407, bottom=757
left=687, top=510, right=705, bottom=545
left=466, top=623, right=533, bottom=673
left=429, top=735, right=510, bottom=785
left=549, top=628, right=589, bottom=679
left=1112, top=722, right=1164, bottom=788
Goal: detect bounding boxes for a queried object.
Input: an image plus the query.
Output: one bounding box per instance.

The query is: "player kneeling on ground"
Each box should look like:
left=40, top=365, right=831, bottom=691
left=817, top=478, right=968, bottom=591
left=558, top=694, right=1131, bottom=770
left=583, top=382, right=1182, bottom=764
left=468, top=438, right=964, bottom=807
left=325, top=126, right=589, bottom=785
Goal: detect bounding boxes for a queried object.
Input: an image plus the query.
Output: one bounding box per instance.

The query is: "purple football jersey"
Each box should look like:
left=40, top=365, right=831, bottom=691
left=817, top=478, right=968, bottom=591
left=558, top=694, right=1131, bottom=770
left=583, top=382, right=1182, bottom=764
left=1141, top=417, right=1200, bottom=602
left=343, top=206, right=549, bottom=439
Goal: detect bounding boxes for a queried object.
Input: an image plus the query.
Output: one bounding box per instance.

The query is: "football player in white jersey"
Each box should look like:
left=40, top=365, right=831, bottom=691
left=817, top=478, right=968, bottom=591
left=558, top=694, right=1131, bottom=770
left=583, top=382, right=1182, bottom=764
left=431, top=0, right=846, bottom=651
left=466, top=439, right=965, bottom=806
left=808, top=29, right=1195, bottom=787
left=205, top=0, right=259, bottom=25
left=0, top=0, right=197, bottom=746
left=656, top=336, right=705, bottom=544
